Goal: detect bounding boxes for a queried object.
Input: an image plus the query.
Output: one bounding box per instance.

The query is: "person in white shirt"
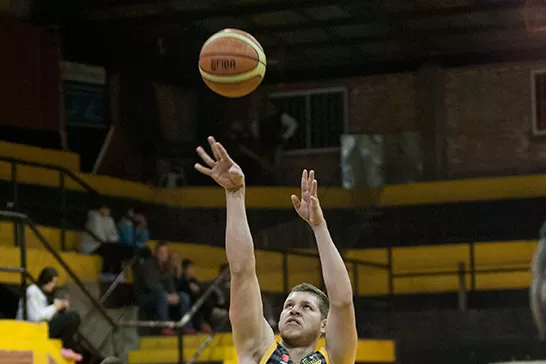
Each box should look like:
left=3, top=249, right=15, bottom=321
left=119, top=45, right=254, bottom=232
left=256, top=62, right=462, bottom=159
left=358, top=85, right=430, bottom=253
left=80, top=204, right=119, bottom=254
left=17, top=267, right=82, bottom=361
left=80, top=204, right=127, bottom=281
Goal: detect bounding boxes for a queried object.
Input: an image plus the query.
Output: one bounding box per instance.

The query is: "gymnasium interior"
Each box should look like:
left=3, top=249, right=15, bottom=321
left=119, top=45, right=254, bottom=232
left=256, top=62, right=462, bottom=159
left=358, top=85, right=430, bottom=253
left=2, top=0, right=546, bottom=363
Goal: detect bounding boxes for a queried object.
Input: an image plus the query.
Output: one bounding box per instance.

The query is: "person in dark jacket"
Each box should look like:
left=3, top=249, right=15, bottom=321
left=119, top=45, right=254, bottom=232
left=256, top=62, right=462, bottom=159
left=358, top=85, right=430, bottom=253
left=173, top=258, right=212, bottom=333
left=137, top=241, right=196, bottom=335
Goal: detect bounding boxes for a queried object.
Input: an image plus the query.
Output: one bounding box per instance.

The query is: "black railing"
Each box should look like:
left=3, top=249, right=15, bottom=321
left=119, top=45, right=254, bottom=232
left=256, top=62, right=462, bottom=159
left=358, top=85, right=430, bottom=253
left=117, top=265, right=232, bottom=364
left=0, top=156, right=99, bottom=251
left=0, top=211, right=119, bottom=358
left=257, top=246, right=390, bottom=296
left=0, top=154, right=535, bottom=354
left=388, top=240, right=530, bottom=296
left=0, top=156, right=135, bottom=349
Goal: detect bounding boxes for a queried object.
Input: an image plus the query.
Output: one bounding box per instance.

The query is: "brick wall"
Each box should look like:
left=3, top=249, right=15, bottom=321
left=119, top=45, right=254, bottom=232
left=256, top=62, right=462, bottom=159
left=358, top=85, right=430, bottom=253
left=445, top=61, right=546, bottom=178
left=270, top=73, right=418, bottom=184
left=347, top=73, right=418, bottom=134
left=273, top=60, right=546, bottom=181
left=0, top=350, right=33, bottom=364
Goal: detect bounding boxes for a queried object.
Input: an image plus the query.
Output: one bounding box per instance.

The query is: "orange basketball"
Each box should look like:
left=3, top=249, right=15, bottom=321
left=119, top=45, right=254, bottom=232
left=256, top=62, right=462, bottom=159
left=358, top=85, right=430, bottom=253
left=199, top=29, right=266, bottom=98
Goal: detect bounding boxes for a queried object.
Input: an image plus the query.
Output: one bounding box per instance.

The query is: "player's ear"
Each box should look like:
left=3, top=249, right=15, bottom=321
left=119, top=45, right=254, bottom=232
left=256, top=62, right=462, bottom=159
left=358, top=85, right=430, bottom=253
left=320, top=319, right=327, bottom=336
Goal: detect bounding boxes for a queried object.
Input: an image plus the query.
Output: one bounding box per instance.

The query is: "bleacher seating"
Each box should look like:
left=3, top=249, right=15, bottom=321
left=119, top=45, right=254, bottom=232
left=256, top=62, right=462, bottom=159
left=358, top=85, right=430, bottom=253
left=1, top=141, right=545, bottom=364
left=128, top=334, right=395, bottom=364
left=0, top=220, right=536, bottom=295
left=0, top=320, right=75, bottom=364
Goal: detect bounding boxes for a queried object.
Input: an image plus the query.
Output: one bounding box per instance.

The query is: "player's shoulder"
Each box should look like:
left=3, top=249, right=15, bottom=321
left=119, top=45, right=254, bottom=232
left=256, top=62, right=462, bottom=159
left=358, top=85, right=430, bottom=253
left=238, top=340, right=278, bottom=364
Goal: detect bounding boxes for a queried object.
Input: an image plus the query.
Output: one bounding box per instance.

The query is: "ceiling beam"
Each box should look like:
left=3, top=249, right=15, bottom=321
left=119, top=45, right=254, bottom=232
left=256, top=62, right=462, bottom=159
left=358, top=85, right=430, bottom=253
left=265, top=45, right=546, bottom=83
left=249, top=0, right=528, bottom=35
left=261, top=23, right=530, bottom=52
left=88, top=0, right=530, bottom=32
left=86, top=0, right=346, bottom=22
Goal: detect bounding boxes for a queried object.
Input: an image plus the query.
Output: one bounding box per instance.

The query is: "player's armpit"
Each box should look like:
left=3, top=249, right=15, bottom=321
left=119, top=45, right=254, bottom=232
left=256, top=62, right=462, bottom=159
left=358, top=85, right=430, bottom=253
left=324, top=302, right=358, bottom=364
left=229, top=270, right=276, bottom=360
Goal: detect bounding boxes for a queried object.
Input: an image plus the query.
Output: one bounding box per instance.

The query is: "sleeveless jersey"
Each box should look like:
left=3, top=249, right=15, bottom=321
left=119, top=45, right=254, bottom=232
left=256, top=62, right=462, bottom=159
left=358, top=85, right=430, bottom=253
left=259, top=341, right=330, bottom=364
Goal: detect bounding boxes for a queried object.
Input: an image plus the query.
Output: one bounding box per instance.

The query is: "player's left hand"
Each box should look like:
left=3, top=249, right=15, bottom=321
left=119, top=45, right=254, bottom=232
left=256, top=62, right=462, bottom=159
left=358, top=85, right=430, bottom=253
left=291, top=169, right=325, bottom=227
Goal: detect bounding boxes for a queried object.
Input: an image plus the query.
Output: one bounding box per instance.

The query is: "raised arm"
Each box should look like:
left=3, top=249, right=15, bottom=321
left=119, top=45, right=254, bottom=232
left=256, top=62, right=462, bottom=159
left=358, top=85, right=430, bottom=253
left=291, top=170, right=357, bottom=364
left=195, top=137, right=275, bottom=360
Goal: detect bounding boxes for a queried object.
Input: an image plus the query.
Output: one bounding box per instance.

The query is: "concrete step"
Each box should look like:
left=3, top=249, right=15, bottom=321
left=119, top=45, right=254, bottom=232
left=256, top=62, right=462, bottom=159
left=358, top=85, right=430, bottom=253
left=60, top=282, right=140, bottom=362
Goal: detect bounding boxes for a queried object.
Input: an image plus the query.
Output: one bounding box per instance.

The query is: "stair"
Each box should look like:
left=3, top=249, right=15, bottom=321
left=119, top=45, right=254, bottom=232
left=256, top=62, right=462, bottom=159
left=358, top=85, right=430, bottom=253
left=0, top=319, right=75, bottom=364
left=59, top=282, right=140, bottom=362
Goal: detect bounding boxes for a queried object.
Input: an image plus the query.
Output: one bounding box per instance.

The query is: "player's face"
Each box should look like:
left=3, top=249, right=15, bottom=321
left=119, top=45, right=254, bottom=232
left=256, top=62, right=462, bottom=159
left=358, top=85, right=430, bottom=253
left=279, top=291, right=326, bottom=347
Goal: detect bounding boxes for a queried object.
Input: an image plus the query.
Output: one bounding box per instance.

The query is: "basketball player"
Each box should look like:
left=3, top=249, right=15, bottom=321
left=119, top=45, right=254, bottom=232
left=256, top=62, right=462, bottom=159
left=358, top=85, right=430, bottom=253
left=530, top=222, right=546, bottom=340
left=195, top=137, right=357, bottom=364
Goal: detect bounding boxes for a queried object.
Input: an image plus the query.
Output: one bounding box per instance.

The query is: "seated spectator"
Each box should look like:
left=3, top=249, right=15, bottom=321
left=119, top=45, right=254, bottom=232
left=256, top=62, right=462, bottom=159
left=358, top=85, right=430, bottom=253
left=202, top=263, right=277, bottom=330
left=80, top=203, right=119, bottom=254
left=102, top=210, right=151, bottom=281
left=178, top=259, right=200, bottom=304
left=80, top=204, right=126, bottom=281
left=81, top=205, right=143, bottom=281
left=118, top=211, right=150, bottom=248
left=137, top=241, right=196, bottom=335
left=170, top=255, right=212, bottom=333
left=16, top=267, right=82, bottom=361
left=169, top=251, right=184, bottom=290
left=200, top=263, right=230, bottom=329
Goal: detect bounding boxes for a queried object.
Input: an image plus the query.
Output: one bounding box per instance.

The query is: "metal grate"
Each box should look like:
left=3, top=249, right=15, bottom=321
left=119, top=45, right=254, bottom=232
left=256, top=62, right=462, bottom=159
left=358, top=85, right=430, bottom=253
left=269, top=88, right=347, bottom=150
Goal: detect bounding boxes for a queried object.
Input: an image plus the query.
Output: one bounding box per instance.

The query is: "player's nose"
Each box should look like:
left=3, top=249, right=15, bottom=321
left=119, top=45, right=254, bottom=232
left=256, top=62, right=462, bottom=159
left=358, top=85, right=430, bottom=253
left=289, top=308, right=302, bottom=316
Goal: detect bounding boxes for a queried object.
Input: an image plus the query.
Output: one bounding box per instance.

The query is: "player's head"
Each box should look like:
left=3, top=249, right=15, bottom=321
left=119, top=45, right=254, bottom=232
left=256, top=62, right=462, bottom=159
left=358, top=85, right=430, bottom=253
left=37, top=267, right=58, bottom=293
left=279, top=283, right=329, bottom=348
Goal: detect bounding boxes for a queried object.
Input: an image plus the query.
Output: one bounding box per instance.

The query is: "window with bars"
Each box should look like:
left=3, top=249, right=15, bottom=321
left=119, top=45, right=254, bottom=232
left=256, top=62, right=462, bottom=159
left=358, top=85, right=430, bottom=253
left=532, top=70, right=546, bottom=135
left=269, top=88, right=347, bottom=150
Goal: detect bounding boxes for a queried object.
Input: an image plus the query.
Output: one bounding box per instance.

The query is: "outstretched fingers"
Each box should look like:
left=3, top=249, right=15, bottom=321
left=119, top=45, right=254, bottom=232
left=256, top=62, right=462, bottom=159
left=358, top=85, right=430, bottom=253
left=308, top=170, right=315, bottom=193
left=291, top=194, right=301, bottom=210
left=208, top=136, right=221, bottom=161
left=311, top=179, right=318, bottom=197
left=215, top=141, right=232, bottom=162
left=301, top=169, right=308, bottom=194
left=310, top=195, right=319, bottom=208
left=196, top=146, right=216, bottom=167
left=194, top=163, right=212, bottom=176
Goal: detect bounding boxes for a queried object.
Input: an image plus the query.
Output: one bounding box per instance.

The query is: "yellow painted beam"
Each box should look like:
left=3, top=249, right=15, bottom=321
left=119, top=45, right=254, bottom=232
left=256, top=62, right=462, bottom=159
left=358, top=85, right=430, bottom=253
left=5, top=141, right=546, bottom=208
left=0, top=141, right=80, bottom=171
left=379, top=174, right=546, bottom=206
left=0, top=246, right=101, bottom=285
left=139, top=333, right=234, bottom=350
left=133, top=336, right=395, bottom=364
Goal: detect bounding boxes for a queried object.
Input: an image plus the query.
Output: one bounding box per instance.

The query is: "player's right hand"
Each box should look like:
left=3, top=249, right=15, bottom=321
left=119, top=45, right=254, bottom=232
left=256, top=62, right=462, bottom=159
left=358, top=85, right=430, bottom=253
left=194, top=136, right=245, bottom=191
